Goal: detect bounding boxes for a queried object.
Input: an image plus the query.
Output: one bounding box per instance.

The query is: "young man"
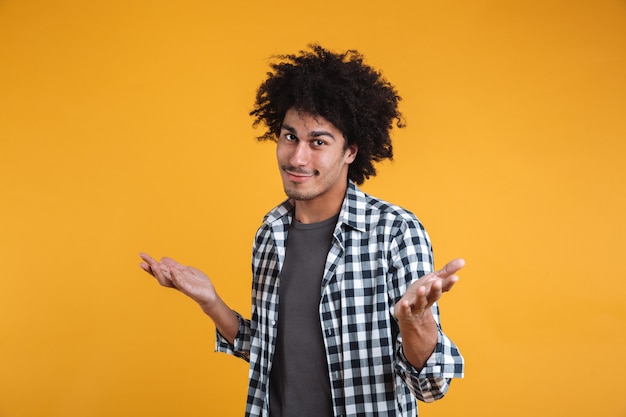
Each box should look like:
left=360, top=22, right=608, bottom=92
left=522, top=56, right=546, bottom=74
left=139, top=45, right=464, bottom=417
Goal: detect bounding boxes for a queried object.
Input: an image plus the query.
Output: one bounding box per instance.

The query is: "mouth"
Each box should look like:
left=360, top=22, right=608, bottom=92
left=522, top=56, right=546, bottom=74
left=281, top=166, right=317, bottom=182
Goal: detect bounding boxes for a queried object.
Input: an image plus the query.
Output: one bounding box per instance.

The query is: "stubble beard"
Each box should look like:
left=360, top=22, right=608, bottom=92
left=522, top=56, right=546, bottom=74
left=281, top=165, right=321, bottom=201
left=283, top=184, right=317, bottom=201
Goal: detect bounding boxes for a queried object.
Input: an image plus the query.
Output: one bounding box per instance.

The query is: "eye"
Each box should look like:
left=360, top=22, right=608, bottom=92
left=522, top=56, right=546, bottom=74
left=284, top=133, right=297, bottom=142
left=313, top=139, right=326, bottom=146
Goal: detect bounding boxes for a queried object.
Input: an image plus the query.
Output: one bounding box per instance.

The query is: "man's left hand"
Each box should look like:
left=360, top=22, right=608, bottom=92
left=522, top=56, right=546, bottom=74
left=395, top=258, right=465, bottom=324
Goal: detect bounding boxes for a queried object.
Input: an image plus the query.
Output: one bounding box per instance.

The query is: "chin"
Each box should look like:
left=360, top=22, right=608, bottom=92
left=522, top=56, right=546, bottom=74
left=284, top=186, right=316, bottom=201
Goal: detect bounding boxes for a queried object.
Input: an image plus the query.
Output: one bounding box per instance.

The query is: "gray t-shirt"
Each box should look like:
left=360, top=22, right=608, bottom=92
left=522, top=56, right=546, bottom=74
left=269, top=214, right=338, bottom=417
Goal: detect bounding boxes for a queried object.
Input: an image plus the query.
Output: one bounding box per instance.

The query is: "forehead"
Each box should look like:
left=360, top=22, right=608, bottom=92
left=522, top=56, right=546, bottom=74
left=281, top=108, right=343, bottom=135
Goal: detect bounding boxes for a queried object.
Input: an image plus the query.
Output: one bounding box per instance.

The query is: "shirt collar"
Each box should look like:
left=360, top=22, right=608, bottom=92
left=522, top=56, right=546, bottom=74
left=338, top=181, right=368, bottom=233
left=262, top=181, right=368, bottom=233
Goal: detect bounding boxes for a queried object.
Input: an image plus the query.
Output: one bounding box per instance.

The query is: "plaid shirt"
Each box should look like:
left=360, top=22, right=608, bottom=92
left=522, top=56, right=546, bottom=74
left=216, top=182, right=464, bottom=417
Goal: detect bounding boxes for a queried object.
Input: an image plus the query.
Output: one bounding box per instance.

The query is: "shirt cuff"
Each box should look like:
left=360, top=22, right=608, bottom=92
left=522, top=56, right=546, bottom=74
left=214, top=311, right=250, bottom=361
left=397, top=330, right=464, bottom=379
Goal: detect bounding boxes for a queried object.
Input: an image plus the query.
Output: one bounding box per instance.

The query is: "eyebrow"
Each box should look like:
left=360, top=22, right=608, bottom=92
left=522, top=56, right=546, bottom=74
left=281, top=124, right=336, bottom=140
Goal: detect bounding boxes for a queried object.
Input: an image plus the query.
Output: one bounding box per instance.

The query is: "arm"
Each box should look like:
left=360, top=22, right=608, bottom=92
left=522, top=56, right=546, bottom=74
left=393, top=259, right=465, bottom=402
left=395, top=258, right=464, bottom=369
left=388, top=220, right=464, bottom=402
left=138, top=252, right=239, bottom=345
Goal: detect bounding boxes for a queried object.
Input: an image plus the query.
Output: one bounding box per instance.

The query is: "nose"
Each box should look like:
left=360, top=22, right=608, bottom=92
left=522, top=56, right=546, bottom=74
left=289, top=142, right=310, bottom=166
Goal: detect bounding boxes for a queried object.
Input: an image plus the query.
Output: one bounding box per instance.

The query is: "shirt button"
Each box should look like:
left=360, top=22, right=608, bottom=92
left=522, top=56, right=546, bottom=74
left=271, top=320, right=276, bottom=326
left=326, top=328, right=334, bottom=337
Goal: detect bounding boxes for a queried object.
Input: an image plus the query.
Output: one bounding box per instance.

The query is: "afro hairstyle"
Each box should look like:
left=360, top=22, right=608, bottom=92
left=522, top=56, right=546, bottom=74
left=250, top=44, right=404, bottom=185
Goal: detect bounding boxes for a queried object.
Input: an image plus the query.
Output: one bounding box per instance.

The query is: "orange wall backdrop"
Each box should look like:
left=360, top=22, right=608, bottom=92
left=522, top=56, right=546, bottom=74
left=1, top=1, right=625, bottom=416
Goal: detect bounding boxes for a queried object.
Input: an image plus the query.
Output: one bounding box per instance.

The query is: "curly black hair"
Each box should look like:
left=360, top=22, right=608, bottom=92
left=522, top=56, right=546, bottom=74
left=250, top=44, right=404, bottom=185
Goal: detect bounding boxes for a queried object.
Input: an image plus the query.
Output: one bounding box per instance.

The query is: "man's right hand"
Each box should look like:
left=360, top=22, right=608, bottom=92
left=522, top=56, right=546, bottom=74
left=139, top=253, right=217, bottom=311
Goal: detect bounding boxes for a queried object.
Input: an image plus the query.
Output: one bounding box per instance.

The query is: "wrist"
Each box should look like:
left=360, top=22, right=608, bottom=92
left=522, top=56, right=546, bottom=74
left=197, top=292, right=220, bottom=316
left=398, top=313, right=438, bottom=370
left=398, top=308, right=434, bottom=328
left=398, top=310, right=437, bottom=344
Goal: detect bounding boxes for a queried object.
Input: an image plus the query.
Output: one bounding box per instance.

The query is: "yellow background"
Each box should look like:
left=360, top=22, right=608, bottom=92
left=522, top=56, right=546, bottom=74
left=1, top=0, right=625, bottom=416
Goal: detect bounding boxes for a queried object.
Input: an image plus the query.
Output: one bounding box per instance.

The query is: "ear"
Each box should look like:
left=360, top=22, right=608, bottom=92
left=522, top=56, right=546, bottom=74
left=345, top=145, right=358, bottom=164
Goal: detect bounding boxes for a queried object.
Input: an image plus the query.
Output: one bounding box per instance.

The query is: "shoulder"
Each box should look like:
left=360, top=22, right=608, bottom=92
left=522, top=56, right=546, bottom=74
left=253, top=199, right=293, bottom=242
left=366, top=193, right=420, bottom=223
left=344, top=184, right=433, bottom=268
left=261, top=199, right=293, bottom=225
left=344, top=182, right=425, bottom=233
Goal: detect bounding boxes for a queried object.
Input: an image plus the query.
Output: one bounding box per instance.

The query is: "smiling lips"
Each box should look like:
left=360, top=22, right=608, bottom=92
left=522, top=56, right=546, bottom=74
left=282, top=166, right=319, bottom=182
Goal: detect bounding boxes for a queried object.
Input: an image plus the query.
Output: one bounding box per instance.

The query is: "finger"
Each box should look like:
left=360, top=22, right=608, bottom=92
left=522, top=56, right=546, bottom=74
left=404, top=286, right=429, bottom=314
left=434, top=258, right=465, bottom=279
left=169, top=265, right=191, bottom=293
left=149, top=260, right=174, bottom=287
left=139, top=253, right=160, bottom=275
left=396, top=299, right=413, bottom=320
left=425, top=278, right=444, bottom=305
left=158, top=269, right=177, bottom=289
left=157, top=264, right=174, bottom=281
left=139, top=252, right=157, bottom=264
left=138, top=253, right=178, bottom=288
left=161, top=257, right=183, bottom=269
left=139, top=261, right=155, bottom=276
left=423, top=273, right=458, bottom=294
left=397, top=285, right=435, bottom=320
left=440, top=274, right=459, bottom=292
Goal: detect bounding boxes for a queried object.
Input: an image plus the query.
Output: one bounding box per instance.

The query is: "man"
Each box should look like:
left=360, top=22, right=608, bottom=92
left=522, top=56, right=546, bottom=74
left=139, top=45, right=464, bottom=417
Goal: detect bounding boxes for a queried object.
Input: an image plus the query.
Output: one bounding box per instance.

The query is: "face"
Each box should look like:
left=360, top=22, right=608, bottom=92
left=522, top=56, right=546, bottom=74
left=276, top=108, right=358, bottom=204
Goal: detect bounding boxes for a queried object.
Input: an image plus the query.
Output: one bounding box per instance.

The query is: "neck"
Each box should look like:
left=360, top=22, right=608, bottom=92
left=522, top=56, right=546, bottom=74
left=293, top=184, right=347, bottom=224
